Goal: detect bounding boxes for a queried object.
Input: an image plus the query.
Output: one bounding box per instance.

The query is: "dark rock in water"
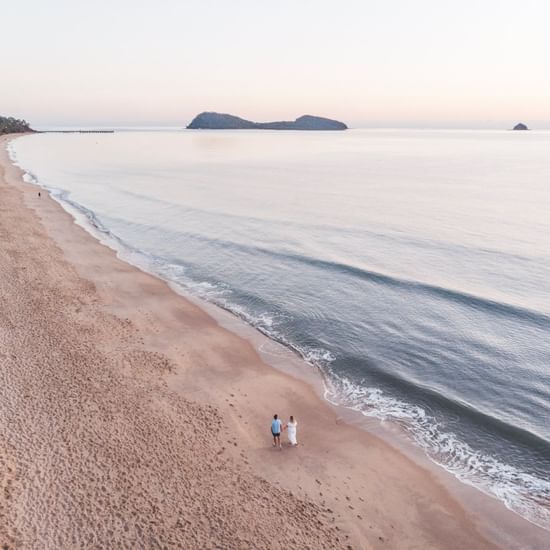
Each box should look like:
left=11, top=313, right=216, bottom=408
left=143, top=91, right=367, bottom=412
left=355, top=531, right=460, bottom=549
left=187, top=112, right=347, bottom=131
left=0, top=115, right=34, bottom=135
left=512, top=122, right=529, bottom=131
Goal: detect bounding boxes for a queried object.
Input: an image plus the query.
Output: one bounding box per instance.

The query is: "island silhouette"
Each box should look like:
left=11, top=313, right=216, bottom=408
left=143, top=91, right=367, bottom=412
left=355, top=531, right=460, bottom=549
left=512, top=122, right=529, bottom=131
left=187, top=112, right=347, bottom=130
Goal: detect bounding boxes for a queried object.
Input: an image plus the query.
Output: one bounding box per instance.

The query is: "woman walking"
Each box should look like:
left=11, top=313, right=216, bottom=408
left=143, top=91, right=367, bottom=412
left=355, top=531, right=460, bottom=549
left=286, top=416, right=298, bottom=446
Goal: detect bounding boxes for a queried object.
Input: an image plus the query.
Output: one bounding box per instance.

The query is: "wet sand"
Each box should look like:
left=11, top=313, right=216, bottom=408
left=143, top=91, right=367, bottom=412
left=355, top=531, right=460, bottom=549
left=0, top=134, right=545, bottom=548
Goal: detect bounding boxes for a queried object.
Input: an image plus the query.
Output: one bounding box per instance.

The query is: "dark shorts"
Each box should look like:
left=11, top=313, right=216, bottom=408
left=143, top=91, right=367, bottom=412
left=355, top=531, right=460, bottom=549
left=272, top=431, right=281, bottom=437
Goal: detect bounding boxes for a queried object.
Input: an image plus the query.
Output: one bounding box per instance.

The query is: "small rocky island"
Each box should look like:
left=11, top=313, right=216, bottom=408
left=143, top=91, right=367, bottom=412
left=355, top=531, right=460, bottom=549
left=0, top=115, right=33, bottom=135
left=512, top=122, right=529, bottom=131
left=187, top=112, right=347, bottom=131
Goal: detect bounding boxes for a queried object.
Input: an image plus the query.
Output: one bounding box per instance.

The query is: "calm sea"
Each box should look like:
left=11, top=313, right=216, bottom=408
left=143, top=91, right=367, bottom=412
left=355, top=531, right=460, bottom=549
left=9, top=129, right=550, bottom=529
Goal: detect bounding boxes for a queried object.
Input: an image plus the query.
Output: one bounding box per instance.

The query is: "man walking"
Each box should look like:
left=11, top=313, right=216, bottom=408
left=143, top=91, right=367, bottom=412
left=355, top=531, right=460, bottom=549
left=271, top=414, right=282, bottom=448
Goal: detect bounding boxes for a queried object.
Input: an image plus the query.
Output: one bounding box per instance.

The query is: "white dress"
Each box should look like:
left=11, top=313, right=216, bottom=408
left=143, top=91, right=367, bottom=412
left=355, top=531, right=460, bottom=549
left=287, top=421, right=298, bottom=445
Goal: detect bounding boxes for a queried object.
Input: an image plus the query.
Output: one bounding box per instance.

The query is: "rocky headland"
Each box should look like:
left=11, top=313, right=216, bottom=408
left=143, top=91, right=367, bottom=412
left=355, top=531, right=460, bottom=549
left=0, top=116, right=33, bottom=135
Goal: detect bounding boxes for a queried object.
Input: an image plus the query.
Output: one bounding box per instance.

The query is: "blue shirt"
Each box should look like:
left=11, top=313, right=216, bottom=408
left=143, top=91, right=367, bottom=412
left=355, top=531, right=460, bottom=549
left=271, top=419, right=282, bottom=434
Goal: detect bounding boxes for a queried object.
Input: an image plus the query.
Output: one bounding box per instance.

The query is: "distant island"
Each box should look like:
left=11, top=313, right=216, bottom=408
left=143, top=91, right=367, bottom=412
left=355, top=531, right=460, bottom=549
left=187, top=112, right=348, bottom=131
left=0, top=115, right=33, bottom=135
left=512, top=122, right=529, bottom=131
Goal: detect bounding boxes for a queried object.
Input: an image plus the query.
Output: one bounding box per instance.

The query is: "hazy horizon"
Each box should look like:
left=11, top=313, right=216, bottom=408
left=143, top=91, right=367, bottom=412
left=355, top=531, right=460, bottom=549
left=3, top=0, right=550, bottom=129
left=26, top=122, right=550, bottom=131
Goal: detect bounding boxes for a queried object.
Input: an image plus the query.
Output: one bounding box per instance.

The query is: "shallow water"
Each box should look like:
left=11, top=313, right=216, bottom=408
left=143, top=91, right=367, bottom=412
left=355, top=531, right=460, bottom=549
left=10, top=129, right=550, bottom=529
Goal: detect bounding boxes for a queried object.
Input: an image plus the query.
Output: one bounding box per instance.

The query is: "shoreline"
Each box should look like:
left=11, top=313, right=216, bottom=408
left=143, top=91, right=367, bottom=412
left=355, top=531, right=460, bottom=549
left=1, top=133, right=546, bottom=548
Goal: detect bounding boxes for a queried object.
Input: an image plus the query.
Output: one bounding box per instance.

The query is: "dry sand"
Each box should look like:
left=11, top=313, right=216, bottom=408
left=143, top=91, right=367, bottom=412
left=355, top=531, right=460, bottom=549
left=0, top=134, right=546, bottom=549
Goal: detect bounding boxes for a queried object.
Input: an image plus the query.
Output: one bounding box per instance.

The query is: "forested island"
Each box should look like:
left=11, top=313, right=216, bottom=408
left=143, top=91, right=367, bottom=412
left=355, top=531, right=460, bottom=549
left=187, top=112, right=347, bottom=130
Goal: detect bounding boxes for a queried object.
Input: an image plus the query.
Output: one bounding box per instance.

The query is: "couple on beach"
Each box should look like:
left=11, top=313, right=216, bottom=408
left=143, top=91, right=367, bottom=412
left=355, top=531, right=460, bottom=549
left=271, top=414, right=298, bottom=448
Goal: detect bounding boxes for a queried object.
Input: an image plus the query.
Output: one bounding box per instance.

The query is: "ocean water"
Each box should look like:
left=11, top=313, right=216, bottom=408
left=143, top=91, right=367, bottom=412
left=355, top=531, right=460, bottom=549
left=9, top=129, right=550, bottom=529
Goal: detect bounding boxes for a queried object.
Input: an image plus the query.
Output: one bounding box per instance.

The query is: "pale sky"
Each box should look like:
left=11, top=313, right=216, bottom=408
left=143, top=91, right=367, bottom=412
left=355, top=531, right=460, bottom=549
left=2, top=0, right=549, bottom=128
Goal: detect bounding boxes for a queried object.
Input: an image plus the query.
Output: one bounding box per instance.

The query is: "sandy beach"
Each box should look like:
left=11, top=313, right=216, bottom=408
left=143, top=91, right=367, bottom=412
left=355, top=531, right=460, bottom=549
left=0, top=133, right=547, bottom=549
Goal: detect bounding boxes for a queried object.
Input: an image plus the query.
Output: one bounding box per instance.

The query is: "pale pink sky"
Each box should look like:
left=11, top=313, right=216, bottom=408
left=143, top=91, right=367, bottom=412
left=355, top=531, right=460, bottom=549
left=2, top=0, right=549, bottom=128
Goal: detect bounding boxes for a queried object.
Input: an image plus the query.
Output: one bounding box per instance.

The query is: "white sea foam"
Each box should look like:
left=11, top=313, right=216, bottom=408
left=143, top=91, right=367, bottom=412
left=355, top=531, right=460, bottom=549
left=6, top=141, right=18, bottom=164
left=324, top=375, right=550, bottom=531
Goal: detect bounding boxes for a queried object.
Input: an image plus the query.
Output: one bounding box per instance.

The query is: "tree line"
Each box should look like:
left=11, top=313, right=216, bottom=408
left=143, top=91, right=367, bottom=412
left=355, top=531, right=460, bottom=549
left=0, top=116, right=33, bottom=135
